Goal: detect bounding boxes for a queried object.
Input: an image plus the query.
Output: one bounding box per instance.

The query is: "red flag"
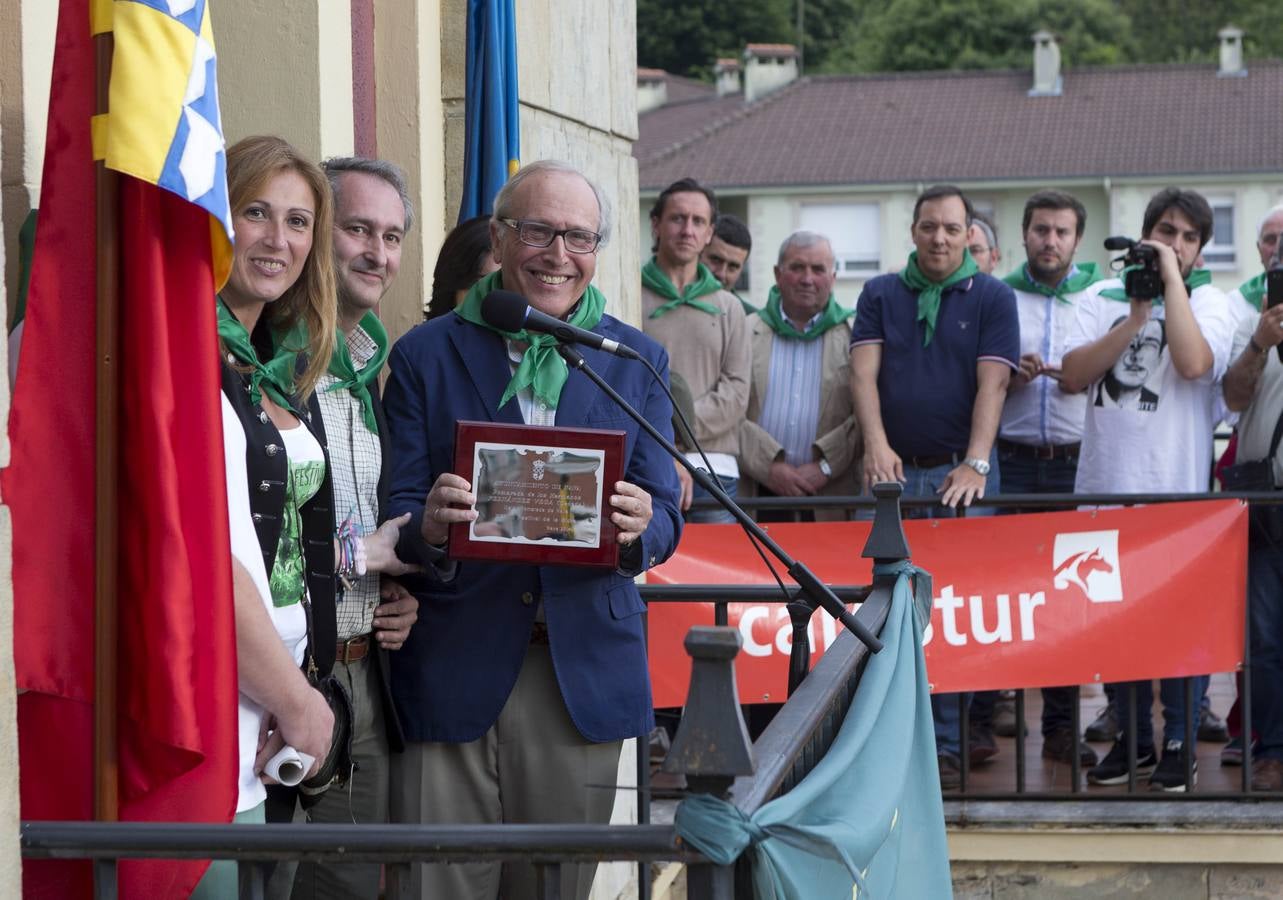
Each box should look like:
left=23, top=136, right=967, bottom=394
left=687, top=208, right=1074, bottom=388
left=8, top=1, right=238, bottom=896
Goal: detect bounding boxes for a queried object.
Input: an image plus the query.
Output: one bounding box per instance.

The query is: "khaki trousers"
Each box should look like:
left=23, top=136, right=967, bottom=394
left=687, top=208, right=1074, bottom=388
left=389, top=644, right=623, bottom=900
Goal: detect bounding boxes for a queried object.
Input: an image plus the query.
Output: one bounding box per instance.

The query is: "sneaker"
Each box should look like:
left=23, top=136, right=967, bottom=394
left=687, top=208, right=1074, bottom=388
left=992, top=699, right=1029, bottom=738
left=1198, top=707, right=1230, bottom=743
left=1221, top=734, right=1258, bottom=767
left=1149, top=739, right=1197, bottom=792
left=1085, top=702, right=1120, bottom=743
left=969, top=724, right=998, bottom=767
left=1087, top=739, right=1157, bottom=786
left=1250, top=757, right=1283, bottom=792
left=938, top=753, right=962, bottom=791
left=1042, top=727, right=1099, bottom=766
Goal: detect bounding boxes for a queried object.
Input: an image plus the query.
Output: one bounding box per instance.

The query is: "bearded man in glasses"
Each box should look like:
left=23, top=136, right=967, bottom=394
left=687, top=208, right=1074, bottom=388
left=382, top=159, right=683, bottom=900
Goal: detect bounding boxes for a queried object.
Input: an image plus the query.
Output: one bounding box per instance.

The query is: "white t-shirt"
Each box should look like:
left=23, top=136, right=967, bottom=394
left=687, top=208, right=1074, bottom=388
left=1068, top=279, right=1235, bottom=494
left=222, top=395, right=312, bottom=812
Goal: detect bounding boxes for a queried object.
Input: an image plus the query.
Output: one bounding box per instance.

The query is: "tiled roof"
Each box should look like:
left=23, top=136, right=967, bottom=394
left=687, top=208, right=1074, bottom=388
left=636, top=61, right=1283, bottom=191
left=745, top=43, right=798, bottom=56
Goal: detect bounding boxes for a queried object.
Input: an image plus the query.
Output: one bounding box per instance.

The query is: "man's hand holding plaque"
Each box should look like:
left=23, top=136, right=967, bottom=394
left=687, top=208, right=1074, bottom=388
left=609, top=481, right=652, bottom=547
left=421, top=473, right=478, bottom=546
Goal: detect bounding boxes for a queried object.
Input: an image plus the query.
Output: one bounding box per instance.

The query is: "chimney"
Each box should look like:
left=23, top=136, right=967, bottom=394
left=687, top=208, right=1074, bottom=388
left=1029, top=30, right=1062, bottom=96
left=1218, top=26, right=1246, bottom=77
left=637, top=68, right=668, bottom=114
left=743, top=44, right=798, bottom=104
left=715, top=58, right=741, bottom=97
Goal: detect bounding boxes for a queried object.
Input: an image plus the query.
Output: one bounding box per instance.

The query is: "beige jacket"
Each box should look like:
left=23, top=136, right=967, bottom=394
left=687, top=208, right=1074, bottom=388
left=739, top=315, right=861, bottom=520
left=642, top=285, right=751, bottom=455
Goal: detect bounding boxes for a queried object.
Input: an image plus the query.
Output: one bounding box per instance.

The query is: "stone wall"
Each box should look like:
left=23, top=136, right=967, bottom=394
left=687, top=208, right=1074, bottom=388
left=954, top=862, right=1283, bottom=899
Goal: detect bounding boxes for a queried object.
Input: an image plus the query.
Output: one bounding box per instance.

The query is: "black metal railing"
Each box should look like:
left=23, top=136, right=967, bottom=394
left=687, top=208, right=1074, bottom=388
left=20, top=489, right=915, bottom=900
left=686, top=490, right=1282, bottom=801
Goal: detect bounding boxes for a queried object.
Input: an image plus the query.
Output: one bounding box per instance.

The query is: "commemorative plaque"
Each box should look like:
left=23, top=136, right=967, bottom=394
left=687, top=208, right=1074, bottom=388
left=449, top=421, right=627, bottom=568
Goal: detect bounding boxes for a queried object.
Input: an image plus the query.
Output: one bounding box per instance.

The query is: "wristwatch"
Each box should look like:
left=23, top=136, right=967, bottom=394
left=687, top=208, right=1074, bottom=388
left=963, top=457, right=991, bottom=476
left=817, top=457, right=833, bottom=478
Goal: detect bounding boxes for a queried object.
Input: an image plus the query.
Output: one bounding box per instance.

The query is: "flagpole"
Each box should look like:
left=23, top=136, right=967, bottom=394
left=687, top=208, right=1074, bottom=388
left=94, top=25, right=121, bottom=824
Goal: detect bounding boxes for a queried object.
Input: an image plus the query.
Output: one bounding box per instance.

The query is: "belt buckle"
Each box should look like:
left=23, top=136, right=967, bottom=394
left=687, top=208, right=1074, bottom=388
left=339, top=636, right=364, bottom=665
left=1035, top=445, right=1056, bottom=461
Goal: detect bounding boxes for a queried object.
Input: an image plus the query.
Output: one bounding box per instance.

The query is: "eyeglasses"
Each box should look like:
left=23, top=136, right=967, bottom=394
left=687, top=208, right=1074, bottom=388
left=499, top=218, right=602, bottom=254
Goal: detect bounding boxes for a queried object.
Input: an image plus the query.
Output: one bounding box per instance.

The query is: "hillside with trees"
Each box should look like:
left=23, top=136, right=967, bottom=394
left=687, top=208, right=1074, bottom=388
left=638, top=0, right=1283, bottom=80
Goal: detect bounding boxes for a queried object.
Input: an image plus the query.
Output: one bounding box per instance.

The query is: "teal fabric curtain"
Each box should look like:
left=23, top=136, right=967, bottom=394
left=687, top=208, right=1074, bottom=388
left=675, top=561, right=952, bottom=899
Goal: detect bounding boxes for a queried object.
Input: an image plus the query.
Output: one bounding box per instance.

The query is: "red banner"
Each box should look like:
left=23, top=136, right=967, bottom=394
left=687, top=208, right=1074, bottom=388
left=647, top=501, right=1247, bottom=706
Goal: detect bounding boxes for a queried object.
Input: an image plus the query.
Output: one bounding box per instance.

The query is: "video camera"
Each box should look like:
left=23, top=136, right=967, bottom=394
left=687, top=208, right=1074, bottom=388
left=1104, top=236, right=1164, bottom=301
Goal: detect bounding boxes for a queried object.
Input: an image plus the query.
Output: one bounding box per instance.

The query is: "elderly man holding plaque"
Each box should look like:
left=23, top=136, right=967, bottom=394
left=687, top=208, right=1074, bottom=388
left=382, top=160, right=683, bottom=900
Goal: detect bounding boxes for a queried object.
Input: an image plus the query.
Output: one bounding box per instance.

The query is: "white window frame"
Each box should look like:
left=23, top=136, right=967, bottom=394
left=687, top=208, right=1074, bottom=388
left=1202, top=196, right=1237, bottom=270
left=798, top=202, right=881, bottom=279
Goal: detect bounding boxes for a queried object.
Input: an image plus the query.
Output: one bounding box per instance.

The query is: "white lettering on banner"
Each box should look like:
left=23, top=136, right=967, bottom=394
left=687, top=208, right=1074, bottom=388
left=922, top=586, right=1047, bottom=647
left=1052, top=530, right=1123, bottom=602
left=737, top=604, right=844, bottom=658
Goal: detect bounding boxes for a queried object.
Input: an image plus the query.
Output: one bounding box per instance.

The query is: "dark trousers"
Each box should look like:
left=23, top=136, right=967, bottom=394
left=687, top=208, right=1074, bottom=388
left=995, top=444, right=1080, bottom=737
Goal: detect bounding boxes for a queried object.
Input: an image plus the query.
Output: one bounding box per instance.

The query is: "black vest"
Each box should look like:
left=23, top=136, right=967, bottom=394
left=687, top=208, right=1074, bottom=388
left=220, top=359, right=337, bottom=679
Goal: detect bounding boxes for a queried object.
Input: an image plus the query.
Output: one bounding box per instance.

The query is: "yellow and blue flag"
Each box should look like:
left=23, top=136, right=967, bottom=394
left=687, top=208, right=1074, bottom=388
left=459, top=0, right=520, bottom=221
left=96, top=0, right=233, bottom=286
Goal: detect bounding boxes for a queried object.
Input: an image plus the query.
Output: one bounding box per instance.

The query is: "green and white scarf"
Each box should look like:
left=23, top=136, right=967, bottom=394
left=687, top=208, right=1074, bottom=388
left=455, top=270, right=606, bottom=410
left=757, top=286, right=853, bottom=340
left=643, top=258, right=724, bottom=318
left=1003, top=262, right=1104, bottom=303
left=899, top=249, right=979, bottom=346
left=325, top=311, right=389, bottom=434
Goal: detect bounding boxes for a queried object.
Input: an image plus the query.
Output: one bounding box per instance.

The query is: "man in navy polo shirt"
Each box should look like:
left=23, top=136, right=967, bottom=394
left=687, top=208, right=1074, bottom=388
left=850, top=184, right=1020, bottom=789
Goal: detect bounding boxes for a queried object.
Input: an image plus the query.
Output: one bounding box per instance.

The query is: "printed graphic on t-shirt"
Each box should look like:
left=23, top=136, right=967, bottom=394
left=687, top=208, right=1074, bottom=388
left=1094, top=315, right=1167, bottom=412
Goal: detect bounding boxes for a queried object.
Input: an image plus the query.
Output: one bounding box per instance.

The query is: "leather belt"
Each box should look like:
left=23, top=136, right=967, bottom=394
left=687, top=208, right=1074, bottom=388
left=529, top=621, right=551, bottom=645
left=335, top=634, right=371, bottom=665
left=999, top=438, right=1081, bottom=461
left=906, top=452, right=961, bottom=469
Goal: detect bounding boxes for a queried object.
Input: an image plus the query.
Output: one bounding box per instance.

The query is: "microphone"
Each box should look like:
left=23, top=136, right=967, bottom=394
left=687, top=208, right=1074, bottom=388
left=481, top=290, right=640, bottom=360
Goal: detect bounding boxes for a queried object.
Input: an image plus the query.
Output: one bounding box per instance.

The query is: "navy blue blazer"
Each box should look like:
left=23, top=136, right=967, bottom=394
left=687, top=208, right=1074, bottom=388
left=383, top=310, right=683, bottom=744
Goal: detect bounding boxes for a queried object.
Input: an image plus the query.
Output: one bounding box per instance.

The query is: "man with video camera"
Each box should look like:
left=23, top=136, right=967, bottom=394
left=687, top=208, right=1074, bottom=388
left=1060, top=187, right=1236, bottom=791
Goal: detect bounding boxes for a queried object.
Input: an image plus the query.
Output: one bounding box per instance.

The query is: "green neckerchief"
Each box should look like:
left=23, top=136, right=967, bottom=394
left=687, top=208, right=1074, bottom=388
left=734, top=292, right=758, bottom=316
left=757, top=286, right=853, bottom=340
left=216, top=298, right=303, bottom=408
left=11, top=209, right=37, bottom=333
left=325, top=311, right=389, bottom=434
left=1099, top=267, right=1213, bottom=303
left=1002, top=262, right=1104, bottom=304
left=1237, top=272, right=1266, bottom=311
left=899, top=249, right=979, bottom=346
left=643, top=258, right=723, bottom=318
left=455, top=270, right=606, bottom=409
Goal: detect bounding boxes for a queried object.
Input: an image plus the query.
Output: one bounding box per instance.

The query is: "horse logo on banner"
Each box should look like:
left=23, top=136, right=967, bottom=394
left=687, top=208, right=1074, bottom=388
left=1052, top=530, right=1123, bottom=603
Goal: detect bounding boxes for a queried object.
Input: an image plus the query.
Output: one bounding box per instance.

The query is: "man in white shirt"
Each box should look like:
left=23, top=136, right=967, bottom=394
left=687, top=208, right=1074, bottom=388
left=1062, top=187, right=1236, bottom=791
left=986, top=190, right=1109, bottom=767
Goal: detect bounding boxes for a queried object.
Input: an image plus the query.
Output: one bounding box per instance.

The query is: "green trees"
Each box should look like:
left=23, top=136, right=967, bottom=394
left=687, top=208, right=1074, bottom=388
left=822, top=0, right=1134, bottom=73
left=637, top=0, right=1277, bottom=81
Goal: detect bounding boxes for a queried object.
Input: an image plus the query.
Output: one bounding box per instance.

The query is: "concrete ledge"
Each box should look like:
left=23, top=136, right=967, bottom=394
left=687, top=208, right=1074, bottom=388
left=947, top=800, right=1283, bottom=865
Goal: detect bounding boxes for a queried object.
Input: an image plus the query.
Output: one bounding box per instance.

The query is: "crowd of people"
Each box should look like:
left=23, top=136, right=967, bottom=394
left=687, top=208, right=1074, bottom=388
left=194, top=129, right=1282, bottom=898
left=638, top=177, right=1283, bottom=796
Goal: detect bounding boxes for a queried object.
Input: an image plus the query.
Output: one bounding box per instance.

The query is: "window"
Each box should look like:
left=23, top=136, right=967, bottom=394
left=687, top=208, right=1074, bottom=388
left=1202, top=198, right=1236, bottom=269
left=798, top=203, right=880, bottom=278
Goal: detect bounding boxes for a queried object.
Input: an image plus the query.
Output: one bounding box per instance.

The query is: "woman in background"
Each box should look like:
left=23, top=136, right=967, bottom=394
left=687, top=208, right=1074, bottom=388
left=425, top=214, right=498, bottom=319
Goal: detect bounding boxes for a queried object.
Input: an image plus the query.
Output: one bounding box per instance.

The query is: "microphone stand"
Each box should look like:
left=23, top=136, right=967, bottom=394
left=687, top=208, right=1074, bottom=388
left=557, top=344, right=882, bottom=653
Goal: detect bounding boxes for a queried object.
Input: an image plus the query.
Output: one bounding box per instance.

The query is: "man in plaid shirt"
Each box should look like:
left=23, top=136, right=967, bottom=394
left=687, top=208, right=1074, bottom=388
left=283, top=157, right=425, bottom=900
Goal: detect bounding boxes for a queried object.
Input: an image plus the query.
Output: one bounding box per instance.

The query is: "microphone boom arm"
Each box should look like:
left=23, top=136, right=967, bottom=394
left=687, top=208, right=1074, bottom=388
left=556, top=343, right=882, bottom=653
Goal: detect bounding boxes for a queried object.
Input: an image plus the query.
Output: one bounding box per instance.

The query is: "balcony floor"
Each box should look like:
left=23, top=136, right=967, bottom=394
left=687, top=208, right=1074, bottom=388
left=959, top=673, right=1254, bottom=796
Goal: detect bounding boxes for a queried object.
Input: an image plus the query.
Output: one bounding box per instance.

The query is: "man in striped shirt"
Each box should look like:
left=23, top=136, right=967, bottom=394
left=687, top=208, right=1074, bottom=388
left=739, top=231, right=859, bottom=522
